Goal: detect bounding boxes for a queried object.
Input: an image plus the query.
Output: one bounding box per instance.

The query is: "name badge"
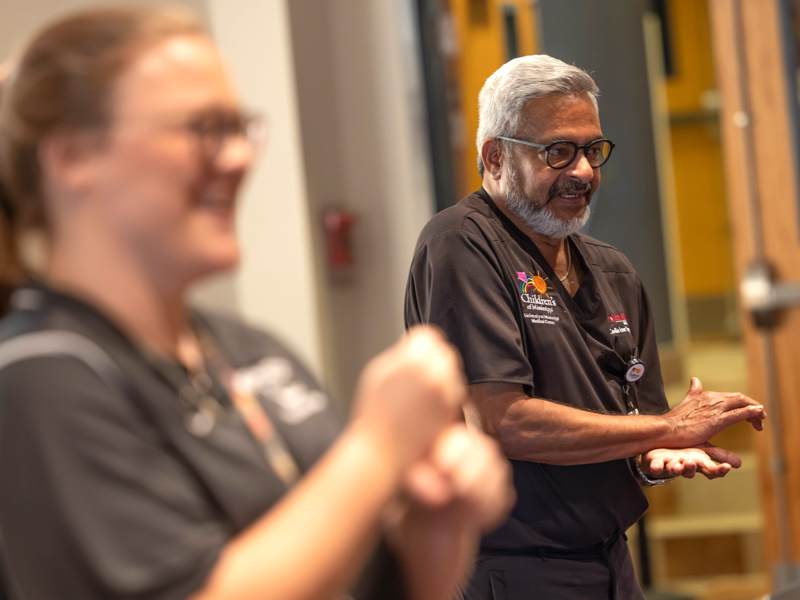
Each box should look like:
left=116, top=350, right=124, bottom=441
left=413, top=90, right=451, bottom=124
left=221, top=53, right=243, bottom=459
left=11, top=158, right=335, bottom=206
left=625, top=358, right=645, bottom=383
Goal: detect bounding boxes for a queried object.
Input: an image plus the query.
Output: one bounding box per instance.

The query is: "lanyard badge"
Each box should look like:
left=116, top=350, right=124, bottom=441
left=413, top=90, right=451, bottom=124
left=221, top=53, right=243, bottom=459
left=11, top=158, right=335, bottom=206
left=624, top=357, right=645, bottom=383
left=623, top=355, right=645, bottom=415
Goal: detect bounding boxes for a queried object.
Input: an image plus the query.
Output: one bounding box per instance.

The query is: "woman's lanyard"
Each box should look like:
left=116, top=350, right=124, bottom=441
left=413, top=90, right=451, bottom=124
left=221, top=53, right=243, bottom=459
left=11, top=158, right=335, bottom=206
left=142, top=325, right=302, bottom=488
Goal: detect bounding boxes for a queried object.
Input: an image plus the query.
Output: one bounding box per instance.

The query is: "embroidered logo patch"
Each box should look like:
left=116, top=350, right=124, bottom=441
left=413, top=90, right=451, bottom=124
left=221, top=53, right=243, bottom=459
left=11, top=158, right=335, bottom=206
left=517, top=271, right=551, bottom=297
left=516, top=270, right=559, bottom=325
left=608, top=313, right=631, bottom=335
left=233, top=357, right=328, bottom=424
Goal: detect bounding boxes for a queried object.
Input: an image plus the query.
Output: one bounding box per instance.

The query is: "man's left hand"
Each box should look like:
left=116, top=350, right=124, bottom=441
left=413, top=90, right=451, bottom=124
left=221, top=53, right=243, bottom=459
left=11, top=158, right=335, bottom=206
left=641, top=443, right=742, bottom=480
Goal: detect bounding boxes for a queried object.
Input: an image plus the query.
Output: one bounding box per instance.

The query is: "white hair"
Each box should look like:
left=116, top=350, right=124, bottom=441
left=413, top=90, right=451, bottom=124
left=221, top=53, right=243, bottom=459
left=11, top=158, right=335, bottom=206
left=476, top=55, right=600, bottom=176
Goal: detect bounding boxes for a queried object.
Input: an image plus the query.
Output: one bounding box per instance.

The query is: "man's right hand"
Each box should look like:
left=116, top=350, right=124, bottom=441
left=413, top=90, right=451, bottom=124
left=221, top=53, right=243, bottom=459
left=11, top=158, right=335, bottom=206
left=641, top=442, right=742, bottom=480
left=663, top=377, right=766, bottom=448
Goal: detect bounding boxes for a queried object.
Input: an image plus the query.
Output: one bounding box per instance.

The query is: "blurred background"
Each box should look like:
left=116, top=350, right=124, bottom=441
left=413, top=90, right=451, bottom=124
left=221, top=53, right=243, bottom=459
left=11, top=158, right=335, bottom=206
left=2, top=0, right=800, bottom=598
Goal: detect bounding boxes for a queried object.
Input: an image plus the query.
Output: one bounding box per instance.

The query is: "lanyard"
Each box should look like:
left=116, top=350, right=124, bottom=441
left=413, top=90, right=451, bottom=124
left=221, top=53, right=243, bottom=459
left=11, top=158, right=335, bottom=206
left=623, top=351, right=645, bottom=416
left=196, top=323, right=302, bottom=487
left=624, top=385, right=638, bottom=415
left=142, top=323, right=301, bottom=488
left=227, top=384, right=301, bottom=487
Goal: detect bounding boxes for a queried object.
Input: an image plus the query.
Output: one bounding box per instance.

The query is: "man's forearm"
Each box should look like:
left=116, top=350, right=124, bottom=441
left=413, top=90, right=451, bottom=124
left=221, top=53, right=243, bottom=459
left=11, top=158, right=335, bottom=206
left=466, top=380, right=765, bottom=466
left=488, top=395, right=672, bottom=464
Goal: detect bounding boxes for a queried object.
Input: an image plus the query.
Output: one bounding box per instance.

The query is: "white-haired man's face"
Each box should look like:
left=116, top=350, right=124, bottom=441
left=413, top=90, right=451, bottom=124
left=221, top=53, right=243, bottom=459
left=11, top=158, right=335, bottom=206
left=501, top=92, right=602, bottom=239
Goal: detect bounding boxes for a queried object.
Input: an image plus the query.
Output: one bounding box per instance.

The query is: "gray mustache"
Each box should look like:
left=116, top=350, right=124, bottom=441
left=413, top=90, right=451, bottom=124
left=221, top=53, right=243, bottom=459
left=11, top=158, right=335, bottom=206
left=547, top=181, right=593, bottom=202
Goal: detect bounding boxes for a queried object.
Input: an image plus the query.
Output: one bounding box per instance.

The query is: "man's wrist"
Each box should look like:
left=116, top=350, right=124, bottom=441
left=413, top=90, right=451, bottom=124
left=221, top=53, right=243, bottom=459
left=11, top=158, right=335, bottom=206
left=634, top=455, right=676, bottom=487
left=650, top=413, right=678, bottom=449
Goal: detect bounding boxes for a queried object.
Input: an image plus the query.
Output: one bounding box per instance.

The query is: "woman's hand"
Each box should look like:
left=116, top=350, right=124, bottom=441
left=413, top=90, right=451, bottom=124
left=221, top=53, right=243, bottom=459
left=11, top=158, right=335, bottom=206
left=404, top=425, right=515, bottom=531
left=350, top=326, right=467, bottom=477
left=390, top=425, right=516, bottom=600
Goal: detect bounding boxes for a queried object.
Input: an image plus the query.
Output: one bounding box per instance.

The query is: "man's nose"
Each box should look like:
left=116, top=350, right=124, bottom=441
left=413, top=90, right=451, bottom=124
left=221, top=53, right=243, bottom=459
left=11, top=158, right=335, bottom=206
left=566, top=150, right=595, bottom=183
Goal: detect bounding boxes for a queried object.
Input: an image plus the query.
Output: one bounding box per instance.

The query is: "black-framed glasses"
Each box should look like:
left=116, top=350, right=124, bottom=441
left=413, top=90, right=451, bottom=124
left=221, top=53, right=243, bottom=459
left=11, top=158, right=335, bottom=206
left=496, top=136, right=615, bottom=169
left=184, top=111, right=267, bottom=162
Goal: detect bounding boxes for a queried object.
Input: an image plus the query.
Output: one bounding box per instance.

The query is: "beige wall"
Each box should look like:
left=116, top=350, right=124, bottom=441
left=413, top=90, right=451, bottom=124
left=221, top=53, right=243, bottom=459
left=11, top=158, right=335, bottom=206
left=203, top=0, right=323, bottom=375
left=289, top=0, right=435, bottom=400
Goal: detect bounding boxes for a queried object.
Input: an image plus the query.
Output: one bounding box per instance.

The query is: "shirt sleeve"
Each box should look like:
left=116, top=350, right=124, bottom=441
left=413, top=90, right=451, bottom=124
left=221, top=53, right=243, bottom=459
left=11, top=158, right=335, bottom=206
left=0, top=357, right=229, bottom=600
left=634, top=280, right=670, bottom=414
left=405, top=229, right=533, bottom=388
left=350, top=538, right=408, bottom=600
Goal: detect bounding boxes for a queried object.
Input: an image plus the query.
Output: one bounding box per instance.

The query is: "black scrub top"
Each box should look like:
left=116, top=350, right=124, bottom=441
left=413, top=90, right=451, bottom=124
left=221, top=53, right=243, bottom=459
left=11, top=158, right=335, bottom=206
left=405, top=189, right=669, bottom=552
left=0, top=282, right=405, bottom=600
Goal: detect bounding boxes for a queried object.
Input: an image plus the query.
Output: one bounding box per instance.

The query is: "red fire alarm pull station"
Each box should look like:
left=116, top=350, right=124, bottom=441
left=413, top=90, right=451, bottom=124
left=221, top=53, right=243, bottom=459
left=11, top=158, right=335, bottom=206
left=323, top=208, right=357, bottom=270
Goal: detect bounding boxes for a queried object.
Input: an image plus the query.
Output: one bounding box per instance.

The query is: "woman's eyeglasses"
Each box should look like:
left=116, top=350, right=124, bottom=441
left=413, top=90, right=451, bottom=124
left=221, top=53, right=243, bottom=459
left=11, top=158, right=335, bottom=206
left=184, top=111, right=267, bottom=162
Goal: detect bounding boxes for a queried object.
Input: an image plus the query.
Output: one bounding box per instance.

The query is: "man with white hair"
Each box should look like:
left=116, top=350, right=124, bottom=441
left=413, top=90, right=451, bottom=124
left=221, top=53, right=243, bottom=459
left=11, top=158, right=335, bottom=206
left=405, top=55, right=766, bottom=599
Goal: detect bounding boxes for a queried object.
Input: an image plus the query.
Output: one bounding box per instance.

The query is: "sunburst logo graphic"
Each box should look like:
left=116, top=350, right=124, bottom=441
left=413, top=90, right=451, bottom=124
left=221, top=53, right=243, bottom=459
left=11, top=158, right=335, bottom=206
left=517, top=271, right=552, bottom=298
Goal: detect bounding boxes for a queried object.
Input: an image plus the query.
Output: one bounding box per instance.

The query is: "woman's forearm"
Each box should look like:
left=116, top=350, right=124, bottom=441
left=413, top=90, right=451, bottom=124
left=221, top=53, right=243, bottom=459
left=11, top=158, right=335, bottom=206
left=192, top=421, right=402, bottom=600
left=393, top=505, right=478, bottom=600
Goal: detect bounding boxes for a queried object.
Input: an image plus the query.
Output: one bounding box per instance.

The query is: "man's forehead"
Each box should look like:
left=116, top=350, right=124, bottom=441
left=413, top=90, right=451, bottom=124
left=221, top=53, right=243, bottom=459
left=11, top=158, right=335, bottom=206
left=517, top=93, right=602, bottom=141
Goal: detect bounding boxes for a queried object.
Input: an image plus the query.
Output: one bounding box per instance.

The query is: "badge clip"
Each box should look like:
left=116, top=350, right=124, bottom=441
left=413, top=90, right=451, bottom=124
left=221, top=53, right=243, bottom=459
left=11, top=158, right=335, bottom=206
left=624, top=358, right=645, bottom=383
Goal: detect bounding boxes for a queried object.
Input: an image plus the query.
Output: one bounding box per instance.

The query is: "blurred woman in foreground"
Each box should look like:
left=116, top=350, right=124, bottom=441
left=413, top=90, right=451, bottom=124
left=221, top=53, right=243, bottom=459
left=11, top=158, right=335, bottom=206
left=0, top=7, right=513, bottom=600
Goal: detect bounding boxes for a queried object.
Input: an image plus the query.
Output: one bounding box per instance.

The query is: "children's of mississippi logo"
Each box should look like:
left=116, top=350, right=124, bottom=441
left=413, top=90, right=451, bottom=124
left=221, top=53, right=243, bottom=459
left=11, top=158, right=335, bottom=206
left=517, top=270, right=559, bottom=323
left=517, top=271, right=552, bottom=298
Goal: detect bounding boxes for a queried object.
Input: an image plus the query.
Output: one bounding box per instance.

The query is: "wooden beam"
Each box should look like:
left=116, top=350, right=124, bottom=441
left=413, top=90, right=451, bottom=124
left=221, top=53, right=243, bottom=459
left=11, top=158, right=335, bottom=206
left=708, top=0, right=800, bottom=578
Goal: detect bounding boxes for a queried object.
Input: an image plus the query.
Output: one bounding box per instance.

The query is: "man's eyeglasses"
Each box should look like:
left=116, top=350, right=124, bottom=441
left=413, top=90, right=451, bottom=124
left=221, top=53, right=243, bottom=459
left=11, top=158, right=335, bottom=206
left=184, top=111, right=267, bottom=162
left=496, top=136, right=615, bottom=169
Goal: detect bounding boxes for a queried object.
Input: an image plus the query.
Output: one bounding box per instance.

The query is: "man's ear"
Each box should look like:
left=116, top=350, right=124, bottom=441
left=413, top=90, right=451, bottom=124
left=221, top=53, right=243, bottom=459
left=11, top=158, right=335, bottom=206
left=480, top=138, right=505, bottom=180
left=38, top=128, right=105, bottom=196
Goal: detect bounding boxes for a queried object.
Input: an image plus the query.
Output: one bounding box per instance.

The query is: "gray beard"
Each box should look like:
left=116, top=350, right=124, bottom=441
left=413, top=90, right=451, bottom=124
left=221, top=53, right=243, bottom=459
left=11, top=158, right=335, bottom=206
left=504, top=165, right=591, bottom=239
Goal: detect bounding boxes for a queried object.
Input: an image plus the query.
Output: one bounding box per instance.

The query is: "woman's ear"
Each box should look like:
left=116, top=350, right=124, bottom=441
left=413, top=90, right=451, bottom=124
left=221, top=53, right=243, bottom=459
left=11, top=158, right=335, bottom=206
left=38, top=129, right=105, bottom=196
left=480, top=138, right=505, bottom=180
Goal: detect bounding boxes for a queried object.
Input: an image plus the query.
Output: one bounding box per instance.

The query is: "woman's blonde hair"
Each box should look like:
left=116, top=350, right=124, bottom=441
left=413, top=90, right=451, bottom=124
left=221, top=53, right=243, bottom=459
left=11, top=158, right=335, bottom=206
left=0, top=5, right=205, bottom=313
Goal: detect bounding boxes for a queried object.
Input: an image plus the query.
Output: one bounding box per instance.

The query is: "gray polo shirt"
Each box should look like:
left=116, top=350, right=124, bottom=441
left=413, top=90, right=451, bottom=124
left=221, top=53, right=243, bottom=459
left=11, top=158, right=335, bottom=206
left=0, top=282, right=404, bottom=600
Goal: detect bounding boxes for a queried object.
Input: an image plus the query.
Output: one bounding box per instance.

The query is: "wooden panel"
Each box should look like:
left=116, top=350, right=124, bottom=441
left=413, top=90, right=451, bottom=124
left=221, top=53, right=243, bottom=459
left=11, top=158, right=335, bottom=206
left=448, top=0, right=540, bottom=198
left=669, top=124, right=735, bottom=296
left=661, top=0, right=735, bottom=332
left=664, top=535, right=745, bottom=577
left=708, top=0, right=800, bottom=574
left=666, top=0, right=720, bottom=112
left=740, top=0, right=800, bottom=563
